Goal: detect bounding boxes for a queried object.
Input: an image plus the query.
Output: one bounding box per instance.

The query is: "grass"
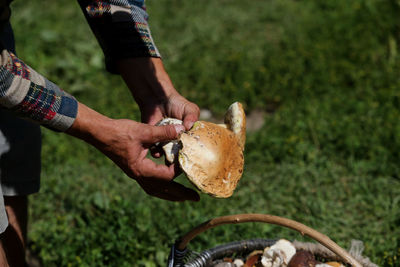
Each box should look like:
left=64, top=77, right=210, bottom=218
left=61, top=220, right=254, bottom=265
left=8, top=0, right=400, bottom=266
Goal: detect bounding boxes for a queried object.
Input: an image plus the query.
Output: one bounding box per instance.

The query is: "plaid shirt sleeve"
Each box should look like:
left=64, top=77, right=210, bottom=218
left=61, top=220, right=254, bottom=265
left=0, top=48, right=78, bottom=131
left=77, top=0, right=161, bottom=74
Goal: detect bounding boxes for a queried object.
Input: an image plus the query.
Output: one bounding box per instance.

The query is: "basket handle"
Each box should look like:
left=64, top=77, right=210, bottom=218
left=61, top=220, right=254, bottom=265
left=176, top=213, right=362, bottom=267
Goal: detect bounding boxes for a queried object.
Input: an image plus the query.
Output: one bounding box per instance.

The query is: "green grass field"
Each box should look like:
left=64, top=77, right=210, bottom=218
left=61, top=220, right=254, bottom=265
left=9, top=0, right=400, bottom=266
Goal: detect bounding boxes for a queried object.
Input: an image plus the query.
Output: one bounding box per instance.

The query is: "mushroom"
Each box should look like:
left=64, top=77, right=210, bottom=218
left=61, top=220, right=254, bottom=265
left=323, top=263, right=345, bottom=267
left=288, top=250, right=318, bottom=267
left=157, top=102, right=246, bottom=198
left=245, top=250, right=264, bottom=266
left=261, top=239, right=297, bottom=267
left=233, top=259, right=245, bottom=267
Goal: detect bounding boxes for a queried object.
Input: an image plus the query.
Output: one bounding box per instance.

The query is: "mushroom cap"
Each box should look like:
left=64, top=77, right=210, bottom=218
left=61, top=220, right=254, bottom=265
left=178, top=121, right=244, bottom=198
left=288, top=250, right=317, bottom=267
left=262, top=239, right=297, bottom=267
left=324, top=262, right=345, bottom=267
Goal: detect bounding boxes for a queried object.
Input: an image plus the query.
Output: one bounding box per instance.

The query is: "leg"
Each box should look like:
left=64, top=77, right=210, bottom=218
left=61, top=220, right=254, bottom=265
left=0, top=110, right=41, bottom=267
left=0, top=195, right=27, bottom=267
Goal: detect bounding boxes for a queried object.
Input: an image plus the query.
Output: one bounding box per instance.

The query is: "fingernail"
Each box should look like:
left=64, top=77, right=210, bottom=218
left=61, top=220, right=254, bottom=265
left=174, top=125, right=185, bottom=134
left=187, top=121, right=194, bottom=130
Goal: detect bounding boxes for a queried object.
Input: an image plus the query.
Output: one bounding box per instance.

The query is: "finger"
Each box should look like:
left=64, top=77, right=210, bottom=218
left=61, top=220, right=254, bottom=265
left=162, top=181, right=200, bottom=202
left=151, top=151, right=162, bottom=158
left=183, top=113, right=198, bottom=130
left=145, top=188, right=197, bottom=202
left=172, top=161, right=182, bottom=174
left=182, top=104, right=200, bottom=130
left=136, top=177, right=199, bottom=202
left=146, top=116, right=163, bottom=126
left=150, top=146, right=163, bottom=158
left=138, top=158, right=176, bottom=180
left=145, top=124, right=185, bottom=144
left=149, top=191, right=181, bottom=202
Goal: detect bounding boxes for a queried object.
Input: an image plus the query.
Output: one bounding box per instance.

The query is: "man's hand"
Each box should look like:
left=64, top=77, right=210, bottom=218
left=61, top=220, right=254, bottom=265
left=140, top=92, right=199, bottom=130
left=66, top=103, right=199, bottom=202
left=116, top=57, right=200, bottom=130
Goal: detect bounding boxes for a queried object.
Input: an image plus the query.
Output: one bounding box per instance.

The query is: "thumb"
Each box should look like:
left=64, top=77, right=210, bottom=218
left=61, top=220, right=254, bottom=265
left=146, top=124, right=185, bottom=143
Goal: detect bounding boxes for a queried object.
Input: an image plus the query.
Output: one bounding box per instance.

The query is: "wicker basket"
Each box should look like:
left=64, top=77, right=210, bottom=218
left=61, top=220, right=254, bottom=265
left=167, top=214, right=377, bottom=267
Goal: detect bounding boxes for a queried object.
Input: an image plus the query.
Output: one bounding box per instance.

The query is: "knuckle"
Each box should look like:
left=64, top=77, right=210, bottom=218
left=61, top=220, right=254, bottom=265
left=193, top=104, right=200, bottom=114
left=186, top=102, right=200, bottom=114
left=165, top=125, right=176, bottom=137
left=143, top=127, right=155, bottom=142
left=130, top=164, right=142, bottom=178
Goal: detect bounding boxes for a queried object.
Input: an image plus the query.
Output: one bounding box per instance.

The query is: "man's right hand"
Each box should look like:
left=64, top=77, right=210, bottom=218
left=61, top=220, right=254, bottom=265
left=66, top=103, right=200, bottom=202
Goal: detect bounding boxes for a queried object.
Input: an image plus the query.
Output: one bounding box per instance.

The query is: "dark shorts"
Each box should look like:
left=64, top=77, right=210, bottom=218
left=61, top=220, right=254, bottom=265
left=0, top=23, right=42, bottom=233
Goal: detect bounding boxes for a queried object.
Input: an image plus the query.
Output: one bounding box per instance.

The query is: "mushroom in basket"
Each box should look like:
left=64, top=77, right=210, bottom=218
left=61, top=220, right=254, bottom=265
left=213, top=239, right=346, bottom=267
left=157, top=102, right=246, bottom=198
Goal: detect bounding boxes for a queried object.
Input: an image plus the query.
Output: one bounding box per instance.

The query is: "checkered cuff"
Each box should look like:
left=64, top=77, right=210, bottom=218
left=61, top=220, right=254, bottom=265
left=78, top=0, right=161, bottom=74
left=0, top=50, right=78, bottom=132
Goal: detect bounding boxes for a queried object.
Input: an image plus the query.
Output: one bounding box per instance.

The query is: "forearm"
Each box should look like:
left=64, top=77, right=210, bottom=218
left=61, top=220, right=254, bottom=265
left=116, top=57, right=178, bottom=108
left=65, top=101, right=186, bottom=186
left=65, top=102, right=132, bottom=174
left=115, top=56, right=199, bottom=129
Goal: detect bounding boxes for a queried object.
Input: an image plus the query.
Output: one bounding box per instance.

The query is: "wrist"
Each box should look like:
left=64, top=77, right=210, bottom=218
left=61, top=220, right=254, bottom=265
left=66, top=102, right=116, bottom=148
